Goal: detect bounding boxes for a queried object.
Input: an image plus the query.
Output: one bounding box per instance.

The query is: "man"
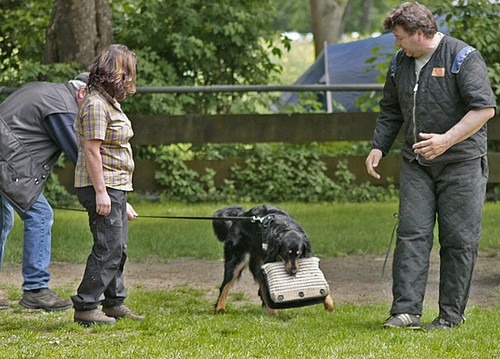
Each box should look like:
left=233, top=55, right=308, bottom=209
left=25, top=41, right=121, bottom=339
left=0, top=73, right=88, bottom=311
left=365, top=2, right=496, bottom=330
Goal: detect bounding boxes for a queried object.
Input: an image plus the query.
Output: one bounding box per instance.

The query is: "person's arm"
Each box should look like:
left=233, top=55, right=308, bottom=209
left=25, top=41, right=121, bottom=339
left=413, top=107, right=496, bottom=160
left=83, top=139, right=111, bottom=217
left=366, top=56, right=404, bottom=179
left=43, top=113, right=78, bottom=165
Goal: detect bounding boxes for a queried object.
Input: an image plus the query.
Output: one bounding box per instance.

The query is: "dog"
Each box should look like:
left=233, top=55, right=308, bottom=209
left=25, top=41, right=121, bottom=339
left=212, top=204, right=334, bottom=315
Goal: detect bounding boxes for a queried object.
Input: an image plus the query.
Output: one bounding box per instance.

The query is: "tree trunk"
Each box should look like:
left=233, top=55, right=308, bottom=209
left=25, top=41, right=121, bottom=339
left=44, top=0, right=113, bottom=68
left=361, top=0, right=373, bottom=33
left=309, top=0, right=349, bottom=58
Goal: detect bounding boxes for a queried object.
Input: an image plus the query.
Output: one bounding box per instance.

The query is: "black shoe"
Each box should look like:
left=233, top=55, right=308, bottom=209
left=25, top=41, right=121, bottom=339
left=0, top=299, right=9, bottom=310
left=424, top=317, right=461, bottom=331
left=383, top=313, right=421, bottom=329
left=19, top=288, right=72, bottom=311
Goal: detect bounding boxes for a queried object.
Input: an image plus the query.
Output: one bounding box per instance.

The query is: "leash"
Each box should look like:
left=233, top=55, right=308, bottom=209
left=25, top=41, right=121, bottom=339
left=381, top=212, right=399, bottom=279
left=52, top=206, right=272, bottom=223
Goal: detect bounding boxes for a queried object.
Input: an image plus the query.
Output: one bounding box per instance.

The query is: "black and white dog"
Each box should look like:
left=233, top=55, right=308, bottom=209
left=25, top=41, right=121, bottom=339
left=212, top=204, right=334, bottom=314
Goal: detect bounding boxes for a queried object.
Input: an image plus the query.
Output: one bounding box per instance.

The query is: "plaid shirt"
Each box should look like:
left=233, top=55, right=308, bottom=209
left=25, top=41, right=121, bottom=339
left=74, top=87, right=134, bottom=190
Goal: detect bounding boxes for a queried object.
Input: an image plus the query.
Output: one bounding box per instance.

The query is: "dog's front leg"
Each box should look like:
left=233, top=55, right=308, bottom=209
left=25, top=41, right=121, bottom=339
left=265, top=306, right=278, bottom=316
left=323, top=294, right=334, bottom=312
left=259, top=283, right=278, bottom=316
left=215, top=284, right=231, bottom=314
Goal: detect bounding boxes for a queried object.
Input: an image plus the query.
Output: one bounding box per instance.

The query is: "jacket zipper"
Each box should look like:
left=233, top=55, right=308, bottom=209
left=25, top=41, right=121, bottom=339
left=412, top=72, right=420, bottom=160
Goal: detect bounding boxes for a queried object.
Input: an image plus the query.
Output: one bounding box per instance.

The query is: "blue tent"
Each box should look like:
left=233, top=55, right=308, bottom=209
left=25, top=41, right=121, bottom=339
left=281, top=17, right=449, bottom=112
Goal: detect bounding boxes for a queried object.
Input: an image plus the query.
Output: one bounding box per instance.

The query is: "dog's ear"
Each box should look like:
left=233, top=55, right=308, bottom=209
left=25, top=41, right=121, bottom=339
left=264, top=238, right=284, bottom=263
left=301, top=238, right=312, bottom=257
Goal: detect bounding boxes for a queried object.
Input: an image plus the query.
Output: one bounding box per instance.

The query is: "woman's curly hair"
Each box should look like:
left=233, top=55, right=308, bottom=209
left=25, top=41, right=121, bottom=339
left=384, top=2, right=437, bottom=38
left=88, top=44, right=137, bottom=101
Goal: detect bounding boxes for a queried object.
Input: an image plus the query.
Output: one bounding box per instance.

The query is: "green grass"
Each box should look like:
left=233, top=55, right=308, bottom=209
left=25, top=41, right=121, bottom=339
left=4, top=201, right=500, bottom=264
left=0, top=288, right=499, bottom=358
left=2, top=201, right=500, bottom=358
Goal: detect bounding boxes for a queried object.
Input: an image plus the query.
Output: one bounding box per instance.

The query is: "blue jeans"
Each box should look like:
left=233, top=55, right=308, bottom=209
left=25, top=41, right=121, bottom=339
left=0, top=195, right=14, bottom=269
left=0, top=193, right=53, bottom=291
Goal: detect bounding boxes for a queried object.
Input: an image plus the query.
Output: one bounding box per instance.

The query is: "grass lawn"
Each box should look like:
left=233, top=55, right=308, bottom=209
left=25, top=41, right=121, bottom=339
left=4, top=200, right=500, bottom=264
left=1, top=201, right=500, bottom=358
left=1, top=288, right=499, bottom=358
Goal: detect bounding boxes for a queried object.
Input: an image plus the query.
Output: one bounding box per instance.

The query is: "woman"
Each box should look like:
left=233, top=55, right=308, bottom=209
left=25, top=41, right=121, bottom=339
left=72, top=44, right=143, bottom=325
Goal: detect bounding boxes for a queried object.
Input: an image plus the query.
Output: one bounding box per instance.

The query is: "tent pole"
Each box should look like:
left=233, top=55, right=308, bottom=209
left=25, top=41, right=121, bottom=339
left=324, top=41, right=333, bottom=113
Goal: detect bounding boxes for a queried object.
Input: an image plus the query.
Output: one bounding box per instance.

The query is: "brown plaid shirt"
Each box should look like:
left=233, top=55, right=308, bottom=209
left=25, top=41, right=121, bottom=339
left=74, top=87, right=134, bottom=190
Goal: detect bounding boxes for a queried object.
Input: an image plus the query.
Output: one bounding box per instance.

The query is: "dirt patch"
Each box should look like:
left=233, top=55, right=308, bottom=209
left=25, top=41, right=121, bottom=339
left=1, top=252, right=499, bottom=308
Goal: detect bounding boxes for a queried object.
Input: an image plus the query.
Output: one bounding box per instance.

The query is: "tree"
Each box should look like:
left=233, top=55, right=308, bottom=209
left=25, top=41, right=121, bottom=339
left=44, top=0, right=113, bottom=68
left=273, top=0, right=312, bottom=32
left=309, top=0, right=349, bottom=57
left=435, top=0, right=500, bottom=102
left=0, top=0, right=53, bottom=84
left=112, top=0, right=285, bottom=114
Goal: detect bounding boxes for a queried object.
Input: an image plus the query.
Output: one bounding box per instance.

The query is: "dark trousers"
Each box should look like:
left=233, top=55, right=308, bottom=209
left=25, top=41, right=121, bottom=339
left=71, top=187, right=129, bottom=311
left=391, top=156, right=488, bottom=324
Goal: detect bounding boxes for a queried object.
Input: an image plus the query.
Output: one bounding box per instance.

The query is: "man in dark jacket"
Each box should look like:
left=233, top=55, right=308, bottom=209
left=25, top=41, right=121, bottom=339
left=365, top=3, right=496, bottom=330
left=0, top=73, right=88, bottom=311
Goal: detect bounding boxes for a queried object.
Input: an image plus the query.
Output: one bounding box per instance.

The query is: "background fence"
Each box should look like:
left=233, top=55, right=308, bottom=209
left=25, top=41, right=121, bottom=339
left=54, top=111, right=500, bottom=193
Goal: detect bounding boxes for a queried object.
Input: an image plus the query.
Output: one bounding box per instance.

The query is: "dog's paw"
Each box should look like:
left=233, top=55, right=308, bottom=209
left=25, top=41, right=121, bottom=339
left=215, top=306, right=227, bottom=314
left=265, top=307, right=278, bottom=316
left=323, top=295, right=334, bottom=312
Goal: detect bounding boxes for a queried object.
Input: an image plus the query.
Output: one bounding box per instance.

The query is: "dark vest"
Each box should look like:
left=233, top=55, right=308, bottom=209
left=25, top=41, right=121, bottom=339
left=0, top=82, right=78, bottom=211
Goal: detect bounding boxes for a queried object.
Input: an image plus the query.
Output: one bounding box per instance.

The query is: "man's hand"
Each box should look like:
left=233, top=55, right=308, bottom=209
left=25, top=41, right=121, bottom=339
left=365, top=149, right=383, bottom=179
left=412, top=132, right=451, bottom=160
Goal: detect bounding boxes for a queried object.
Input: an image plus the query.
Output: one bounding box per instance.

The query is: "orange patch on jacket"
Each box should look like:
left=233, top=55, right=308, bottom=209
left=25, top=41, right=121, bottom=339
left=432, top=68, right=445, bottom=77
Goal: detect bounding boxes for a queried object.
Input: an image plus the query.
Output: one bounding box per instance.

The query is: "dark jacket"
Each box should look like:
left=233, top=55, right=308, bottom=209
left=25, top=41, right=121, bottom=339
left=372, top=35, right=496, bottom=165
left=0, top=82, right=78, bottom=211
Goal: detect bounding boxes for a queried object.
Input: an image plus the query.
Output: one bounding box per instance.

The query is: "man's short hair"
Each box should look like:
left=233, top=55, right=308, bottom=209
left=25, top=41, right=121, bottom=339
left=384, top=2, right=437, bottom=38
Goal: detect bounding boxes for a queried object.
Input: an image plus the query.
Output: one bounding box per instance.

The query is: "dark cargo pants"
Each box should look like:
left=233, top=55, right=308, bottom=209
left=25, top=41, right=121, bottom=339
left=391, top=156, right=488, bottom=324
left=72, top=187, right=129, bottom=311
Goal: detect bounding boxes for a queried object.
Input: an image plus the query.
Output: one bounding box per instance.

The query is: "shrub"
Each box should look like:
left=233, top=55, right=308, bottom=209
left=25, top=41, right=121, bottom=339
left=151, top=145, right=397, bottom=203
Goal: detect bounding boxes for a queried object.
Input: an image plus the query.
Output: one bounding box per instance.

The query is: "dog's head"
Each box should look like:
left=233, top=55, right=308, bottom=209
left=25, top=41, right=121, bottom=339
left=268, top=230, right=312, bottom=275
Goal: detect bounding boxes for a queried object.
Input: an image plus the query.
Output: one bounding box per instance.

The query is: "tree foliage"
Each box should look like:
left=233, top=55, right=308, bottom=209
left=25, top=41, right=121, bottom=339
left=435, top=0, right=500, bottom=101
left=111, top=0, right=286, bottom=114
left=1, top=0, right=286, bottom=115
left=0, top=0, right=68, bottom=85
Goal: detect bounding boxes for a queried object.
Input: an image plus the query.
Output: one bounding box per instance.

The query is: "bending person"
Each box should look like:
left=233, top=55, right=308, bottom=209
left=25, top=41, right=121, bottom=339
left=0, top=73, right=88, bottom=311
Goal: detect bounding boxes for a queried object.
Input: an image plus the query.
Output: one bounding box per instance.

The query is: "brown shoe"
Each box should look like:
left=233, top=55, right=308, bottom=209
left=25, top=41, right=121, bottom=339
left=19, top=288, right=72, bottom=311
left=0, top=299, right=9, bottom=310
left=74, top=309, right=116, bottom=326
left=102, top=304, right=145, bottom=320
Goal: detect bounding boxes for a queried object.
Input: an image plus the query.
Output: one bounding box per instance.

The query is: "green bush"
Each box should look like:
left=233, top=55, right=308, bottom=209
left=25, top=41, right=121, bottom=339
left=435, top=0, right=500, bottom=102
left=150, top=145, right=397, bottom=203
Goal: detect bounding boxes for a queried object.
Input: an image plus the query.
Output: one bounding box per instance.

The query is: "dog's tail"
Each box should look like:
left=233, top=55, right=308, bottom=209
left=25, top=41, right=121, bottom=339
left=212, top=205, right=245, bottom=242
